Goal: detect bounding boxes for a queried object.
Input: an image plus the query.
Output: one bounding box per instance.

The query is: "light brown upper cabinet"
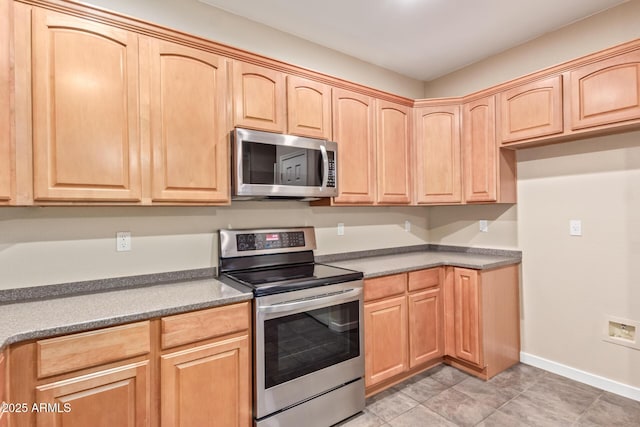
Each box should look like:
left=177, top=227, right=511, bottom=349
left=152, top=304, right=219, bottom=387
left=463, top=96, right=497, bottom=202
left=332, top=88, right=376, bottom=204
left=463, top=96, right=516, bottom=204
left=30, top=9, right=142, bottom=202
left=569, top=49, right=640, bottom=131
left=499, top=75, right=563, bottom=144
left=286, top=75, right=332, bottom=139
left=233, top=61, right=286, bottom=133
left=149, top=39, right=229, bottom=204
left=0, top=0, right=13, bottom=205
left=375, top=100, right=412, bottom=204
left=414, top=104, right=462, bottom=204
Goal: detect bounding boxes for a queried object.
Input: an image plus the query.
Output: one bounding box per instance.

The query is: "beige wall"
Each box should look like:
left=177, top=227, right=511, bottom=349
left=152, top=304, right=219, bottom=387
left=0, top=204, right=429, bottom=289
left=424, top=0, right=640, bottom=98
left=427, top=204, right=518, bottom=249
left=82, top=0, right=424, bottom=98
left=517, top=132, right=640, bottom=388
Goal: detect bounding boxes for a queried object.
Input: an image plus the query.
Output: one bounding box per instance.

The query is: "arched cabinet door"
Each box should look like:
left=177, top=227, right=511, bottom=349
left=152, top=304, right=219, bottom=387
left=463, top=96, right=497, bottom=203
left=287, top=75, right=331, bottom=139
left=332, top=88, right=375, bottom=204
left=376, top=100, right=412, bottom=204
left=149, top=40, right=229, bottom=203
left=570, top=49, right=640, bottom=130
left=414, top=104, right=462, bottom=204
left=31, top=9, right=142, bottom=202
left=233, top=61, right=286, bottom=133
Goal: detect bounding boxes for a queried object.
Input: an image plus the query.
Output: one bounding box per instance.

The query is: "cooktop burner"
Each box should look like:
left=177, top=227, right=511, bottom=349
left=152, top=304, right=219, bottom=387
left=224, top=263, right=363, bottom=297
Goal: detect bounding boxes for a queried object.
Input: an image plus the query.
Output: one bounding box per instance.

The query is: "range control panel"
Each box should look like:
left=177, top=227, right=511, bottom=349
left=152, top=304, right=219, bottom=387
left=236, top=231, right=306, bottom=252
left=219, top=227, right=317, bottom=258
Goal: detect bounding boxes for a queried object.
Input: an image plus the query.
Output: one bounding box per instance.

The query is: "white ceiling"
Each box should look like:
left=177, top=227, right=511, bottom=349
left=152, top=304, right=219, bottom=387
left=199, top=0, right=627, bottom=81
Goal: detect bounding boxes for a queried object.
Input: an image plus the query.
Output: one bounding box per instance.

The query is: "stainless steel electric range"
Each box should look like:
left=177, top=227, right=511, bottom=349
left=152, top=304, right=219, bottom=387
left=218, top=227, right=365, bottom=427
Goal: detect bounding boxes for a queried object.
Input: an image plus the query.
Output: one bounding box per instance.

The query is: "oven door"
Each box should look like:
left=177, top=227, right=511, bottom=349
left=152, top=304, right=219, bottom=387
left=254, top=280, right=364, bottom=419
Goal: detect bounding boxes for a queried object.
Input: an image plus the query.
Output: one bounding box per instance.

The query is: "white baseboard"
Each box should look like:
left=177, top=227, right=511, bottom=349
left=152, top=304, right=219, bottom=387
left=520, top=352, right=640, bottom=402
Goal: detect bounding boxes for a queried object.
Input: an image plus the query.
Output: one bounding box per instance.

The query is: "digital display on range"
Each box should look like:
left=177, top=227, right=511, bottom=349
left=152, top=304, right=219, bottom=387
left=236, top=231, right=305, bottom=251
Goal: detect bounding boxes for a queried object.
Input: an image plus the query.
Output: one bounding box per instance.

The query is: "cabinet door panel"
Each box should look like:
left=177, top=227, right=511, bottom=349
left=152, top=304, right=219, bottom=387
left=500, top=75, right=563, bottom=143
left=364, top=296, right=407, bottom=387
left=463, top=97, right=497, bottom=202
left=150, top=40, right=229, bottom=203
left=376, top=100, right=411, bottom=204
left=409, top=288, right=443, bottom=368
left=570, top=50, right=640, bottom=130
left=32, top=9, right=141, bottom=201
left=233, top=61, right=285, bottom=133
left=36, top=361, right=150, bottom=427
left=161, top=334, right=251, bottom=427
left=0, top=0, right=12, bottom=204
left=453, top=268, right=483, bottom=367
left=332, top=88, right=375, bottom=204
left=287, top=75, right=331, bottom=139
left=415, top=105, right=461, bottom=204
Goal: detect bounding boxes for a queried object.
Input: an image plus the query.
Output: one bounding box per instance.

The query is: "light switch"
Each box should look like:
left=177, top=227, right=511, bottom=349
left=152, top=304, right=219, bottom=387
left=569, top=220, right=582, bottom=236
left=479, top=220, right=488, bottom=233
left=337, top=223, right=344, bottom=236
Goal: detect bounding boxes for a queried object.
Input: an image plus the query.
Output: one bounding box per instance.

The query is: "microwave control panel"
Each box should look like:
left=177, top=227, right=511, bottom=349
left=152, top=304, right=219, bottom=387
left=236, top=231, right=306, bottom=252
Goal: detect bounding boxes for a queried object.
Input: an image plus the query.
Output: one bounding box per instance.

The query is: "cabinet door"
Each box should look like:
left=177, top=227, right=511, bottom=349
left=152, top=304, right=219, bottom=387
left=415, top=105, right=462, bottom=204
left=376, top=100, right=411, bottom=204
left=286, top=75, right=331, bottom=139
left=570, top=50, right=640, bottom=130
left=31, top=9, right=141, bottom=202
left=149, top=39, right=229, bottom=203
left=332, top=88, right=375, bottom=204
left=408, top=288, right=443, bottom=368
left=161, top=334, right=251, bottom=427
left=364, top=295, right=407, bottom=387
left=233, top=61, right=285, bottom=133
left=0, top=0, right=12, bottom=204
left=500, top=75, right=563, bottom=143
left=452, top=268, right=483, bottom=367
left=463, top=96, right=497, bottom=202
left=36, top=361, right=150, bottom=427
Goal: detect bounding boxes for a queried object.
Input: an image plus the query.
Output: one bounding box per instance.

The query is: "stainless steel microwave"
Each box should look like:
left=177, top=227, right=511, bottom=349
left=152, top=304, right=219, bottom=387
left=232, top=128, right=338, bottom=200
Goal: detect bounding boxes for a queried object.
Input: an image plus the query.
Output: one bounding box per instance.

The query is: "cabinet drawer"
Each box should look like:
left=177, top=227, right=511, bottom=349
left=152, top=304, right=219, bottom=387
left=161, top=302, right=250, bottom=349
left=37, top=321, right=150, bottom=378
left=408, top=268, right=441, bottom=291
left=364, top=274, right=407, bottom=302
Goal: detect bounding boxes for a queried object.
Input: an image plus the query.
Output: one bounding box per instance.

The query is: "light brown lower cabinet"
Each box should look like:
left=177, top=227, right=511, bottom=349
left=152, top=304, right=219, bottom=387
left=364, top=268, right=443, bottom=394
left=5, top=302, right=251, bottom=427
left=35, top=361, right=150, bottom=427
left=444, top=265, right=520, bottom=380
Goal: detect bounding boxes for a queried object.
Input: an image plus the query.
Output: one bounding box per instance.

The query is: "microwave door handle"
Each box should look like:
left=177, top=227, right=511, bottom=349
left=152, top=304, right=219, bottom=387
left=320, top=144, right=329, bottom=188
left=258, top=287, right=362, bottom=315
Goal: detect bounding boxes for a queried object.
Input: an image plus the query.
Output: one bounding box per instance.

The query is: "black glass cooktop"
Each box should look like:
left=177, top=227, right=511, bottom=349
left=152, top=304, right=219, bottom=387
left=224, top=263, right=363, bottom=297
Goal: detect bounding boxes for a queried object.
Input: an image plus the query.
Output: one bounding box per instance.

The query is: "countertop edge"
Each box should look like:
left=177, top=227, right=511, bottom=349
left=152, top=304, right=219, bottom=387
left=0, top=292, right=253, bottom=351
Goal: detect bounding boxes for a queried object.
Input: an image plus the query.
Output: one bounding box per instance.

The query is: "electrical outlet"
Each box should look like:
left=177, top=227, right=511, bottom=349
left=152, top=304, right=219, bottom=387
left=479, top=220, right=489, bottom=233
left=337, top=223, right=344, bottom=236
left=569, top=219, right=582, bottom=236
left=116, top=231, right=131, bottom=252
left=404, top=220, right=411, bottom=232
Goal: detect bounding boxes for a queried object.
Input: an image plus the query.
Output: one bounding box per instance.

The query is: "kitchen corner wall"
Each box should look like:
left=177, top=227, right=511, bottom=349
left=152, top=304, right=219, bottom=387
left=0, top=205, right=429, bottom=289
left=423, top=0, right=640, bottom=390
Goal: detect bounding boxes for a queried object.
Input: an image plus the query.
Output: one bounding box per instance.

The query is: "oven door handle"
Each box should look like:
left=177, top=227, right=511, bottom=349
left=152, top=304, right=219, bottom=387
left=257, top=287, right=362, bottom=314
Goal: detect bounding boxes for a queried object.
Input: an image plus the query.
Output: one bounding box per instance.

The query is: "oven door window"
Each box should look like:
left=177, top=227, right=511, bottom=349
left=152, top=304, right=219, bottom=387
left=264, top=300, right=360, bottom=389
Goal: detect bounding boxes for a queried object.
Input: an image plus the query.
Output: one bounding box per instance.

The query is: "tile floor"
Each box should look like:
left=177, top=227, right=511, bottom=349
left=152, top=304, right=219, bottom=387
left=337, top=364, right=640, bottom=427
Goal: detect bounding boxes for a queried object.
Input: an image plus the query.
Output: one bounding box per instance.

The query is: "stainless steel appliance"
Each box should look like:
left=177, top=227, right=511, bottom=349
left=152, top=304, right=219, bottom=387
left=218, top=227, right=365, bottom=427
left=232, top=128, right=338, bottom=200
